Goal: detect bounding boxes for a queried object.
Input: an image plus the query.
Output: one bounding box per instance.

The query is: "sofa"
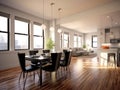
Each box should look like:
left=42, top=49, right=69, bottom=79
left=71, top=48, right=89, bottom=57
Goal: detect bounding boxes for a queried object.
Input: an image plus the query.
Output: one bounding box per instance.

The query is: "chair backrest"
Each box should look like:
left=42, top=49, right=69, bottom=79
left=29, top=50, right=38, bottom=55
left=63, top=49, right=68, bottom=53
left=18, top=53, right=26, bottom=72
left=67, top=51, right=72, bottom=66
left=43, top=49, right=50, bottom=53
left=64, top=51, right=72, bottom=66
left=29, top=50, right=39, bottom=64
left=51, top=52, right=62, bottom=71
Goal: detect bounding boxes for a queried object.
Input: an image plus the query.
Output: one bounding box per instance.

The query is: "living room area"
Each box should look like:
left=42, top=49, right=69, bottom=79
left=0, top=0, right=120, bottom=90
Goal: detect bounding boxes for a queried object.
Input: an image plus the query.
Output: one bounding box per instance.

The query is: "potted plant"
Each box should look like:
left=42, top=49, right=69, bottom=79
left=46, top=38, right=54, bottom=51
left=82, top=44, right=86, bottom=49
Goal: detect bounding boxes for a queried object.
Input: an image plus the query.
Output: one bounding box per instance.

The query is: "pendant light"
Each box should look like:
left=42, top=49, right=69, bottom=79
left=41, top=0, right=46, bottom=30
left=50, top=2, right=55, bottom=31
left=57, top=8, right=62, bottom=33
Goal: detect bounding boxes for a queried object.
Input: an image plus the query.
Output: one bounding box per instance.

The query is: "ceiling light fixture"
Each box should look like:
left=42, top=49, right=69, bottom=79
left=57, top=8, right=62, bottom=33
left=41, top=0, right=46, bottom=30
left=50, top=2, right=55, bottom=31
left=107, top=15, right=110, bottom=18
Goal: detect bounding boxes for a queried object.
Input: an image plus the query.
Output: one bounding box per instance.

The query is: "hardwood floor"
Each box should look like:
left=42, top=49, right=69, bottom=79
left=0, top=56, right=120, bottom=90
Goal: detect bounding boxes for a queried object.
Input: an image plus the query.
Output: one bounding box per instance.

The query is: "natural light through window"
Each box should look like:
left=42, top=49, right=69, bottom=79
left=92, top=35, right=97, bottom=48
left=0, top=15, right=9, bottom=50
left=63, top=33, right=69, bottom=48
left=33, top=24, right=43, bottom=49
left=74, top=35, right=77, bottom=47
left=78, top=35, right=82, bottom=47
left=15, top=19, right=29, bottom=49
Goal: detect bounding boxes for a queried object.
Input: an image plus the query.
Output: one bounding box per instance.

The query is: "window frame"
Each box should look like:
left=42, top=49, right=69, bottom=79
left=63, top=32, right=69, bottom=48
left=33, top=22, right=44, bottom=49
left=92, top=35, right=97, bottom=48
left=73, top=34, right=77, bottom=47
left=0, top=12, right=10, bottom=51
left=78, top=35, right=82, bottom=47
left=14, top=16, right=30, bottom=50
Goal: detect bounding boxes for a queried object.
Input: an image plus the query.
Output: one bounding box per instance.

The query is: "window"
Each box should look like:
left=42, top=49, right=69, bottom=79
left=63, top=32, right=69, bottom=48
left=78, top=35, right=82, bottom=47
left=60, top=33, right=62, bottom=48
left=92, top=35, right=97, bottom=48
left=0, top=12, right=9, bottom=51
left=74, top=34, right=77, bottom=47
left=15, top=17, right=29, bottom=50
left=33, top=23, right=44, bottom=49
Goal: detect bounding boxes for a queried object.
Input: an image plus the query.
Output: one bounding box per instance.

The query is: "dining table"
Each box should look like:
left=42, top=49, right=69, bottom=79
left=25, top=55, right=50, bottom=85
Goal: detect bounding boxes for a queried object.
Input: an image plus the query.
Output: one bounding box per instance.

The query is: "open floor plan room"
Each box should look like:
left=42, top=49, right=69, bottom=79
left=0, top=56, right=120, bottom=90
left=0, top=0, right=120, bottom=90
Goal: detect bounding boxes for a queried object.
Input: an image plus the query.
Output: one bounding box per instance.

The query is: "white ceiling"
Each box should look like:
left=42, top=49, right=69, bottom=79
left=0, top=0, right=120, bottom=33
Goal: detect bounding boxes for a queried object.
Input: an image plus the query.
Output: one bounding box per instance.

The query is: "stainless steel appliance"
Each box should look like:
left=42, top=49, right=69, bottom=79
left=110, top=39, right=119, bottom=43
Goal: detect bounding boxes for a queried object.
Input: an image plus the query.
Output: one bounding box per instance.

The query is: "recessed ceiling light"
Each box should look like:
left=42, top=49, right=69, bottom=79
left=115, top=22, right=118, bottom=24
left=107, top=16, right=110, bottom=18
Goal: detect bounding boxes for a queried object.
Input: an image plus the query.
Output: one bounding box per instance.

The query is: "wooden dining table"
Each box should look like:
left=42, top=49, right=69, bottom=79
left=25, top=55, right=50, bottom=85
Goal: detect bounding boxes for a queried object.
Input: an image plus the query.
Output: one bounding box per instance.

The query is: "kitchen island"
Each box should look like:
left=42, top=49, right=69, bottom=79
left=98, top=48, right=118, bottom=67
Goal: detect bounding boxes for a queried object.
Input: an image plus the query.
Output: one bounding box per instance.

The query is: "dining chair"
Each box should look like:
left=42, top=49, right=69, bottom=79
left=60, top=50, right=72, bottom=72
left=41, top=52, right=62, bottom=79
left=29, top=50, right=48, bottom=66
left=29, top=50, right=39, bottom=65
left=43, top=49, right=50, bottom=53
left=42, top=49, right=51, bottom=62
left=18, top=53, right=39, bottom=88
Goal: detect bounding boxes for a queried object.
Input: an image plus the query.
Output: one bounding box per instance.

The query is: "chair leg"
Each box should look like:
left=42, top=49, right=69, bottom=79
left=19, top=72, right=22, bottom=82
left=36, top=71, right=40, bottom=78
left=23, top=72, right=25, bottom=79
left=60, top=67, right=63, bottom=76
left=23, top=73, right=28, bottom=88
left=33, top=72, right=35, bottom=80
left=66, top=67, right=67, bottom=71
left=56, top=71, right=57, bottom=79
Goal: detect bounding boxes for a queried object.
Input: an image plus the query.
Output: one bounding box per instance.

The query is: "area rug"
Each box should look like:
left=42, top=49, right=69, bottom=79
left=78, top=53, right=97, bottom=59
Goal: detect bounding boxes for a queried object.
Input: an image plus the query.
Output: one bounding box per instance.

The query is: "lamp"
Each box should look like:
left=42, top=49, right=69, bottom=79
left=41, top=0, right=46, bottom=30
left=109, top=16, right=115, bottom=38
left=57, top=8, right=62, bottom=33
left=50, top=2, right=55, bottom=31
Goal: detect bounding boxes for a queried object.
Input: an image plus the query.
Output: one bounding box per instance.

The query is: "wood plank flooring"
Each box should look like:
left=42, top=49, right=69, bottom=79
left=0, top=56, right=120, bottom=90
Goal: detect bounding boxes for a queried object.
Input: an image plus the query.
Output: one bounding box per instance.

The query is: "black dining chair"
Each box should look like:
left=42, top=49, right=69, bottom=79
left=60, top=50, right=72, bottom=72
left=42, top=49, right=51, bottom=62
left=42, top=52, right=62, bottom=79
left=29, top=50, right=48, bottom=66
left=43, top=49, right=50, bottom=54
left=29, top=50, right=39, bottom=65
left=18, top=53, right=39, bottom=88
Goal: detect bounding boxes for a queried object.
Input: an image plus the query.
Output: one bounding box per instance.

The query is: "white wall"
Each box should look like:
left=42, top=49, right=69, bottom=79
left=0, top=5, right=49, bottom=70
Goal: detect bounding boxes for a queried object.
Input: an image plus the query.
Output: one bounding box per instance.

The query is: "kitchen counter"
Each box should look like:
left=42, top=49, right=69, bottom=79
left=98, top=48, right=118, bottom=67
left=99, top=48, right=118, bottom=53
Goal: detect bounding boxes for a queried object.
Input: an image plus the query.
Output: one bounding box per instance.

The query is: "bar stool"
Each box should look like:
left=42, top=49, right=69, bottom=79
left=107, top=53, right=116, bottom=67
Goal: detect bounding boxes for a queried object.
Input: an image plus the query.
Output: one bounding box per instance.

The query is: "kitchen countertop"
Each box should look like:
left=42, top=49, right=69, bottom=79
left=99, top=48, right=118, bottom=53
left=99, top=48, right=118, bottom=51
